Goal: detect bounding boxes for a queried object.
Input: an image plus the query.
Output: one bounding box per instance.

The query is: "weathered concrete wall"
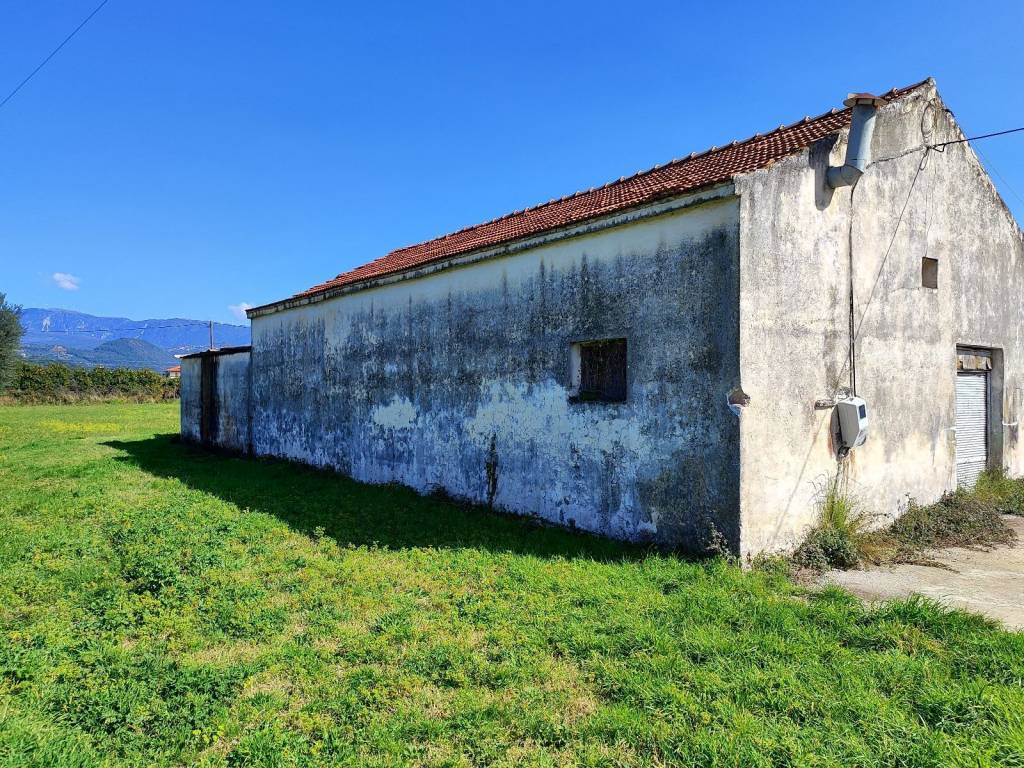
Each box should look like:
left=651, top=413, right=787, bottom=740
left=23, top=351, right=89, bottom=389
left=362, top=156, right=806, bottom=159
left=179, top=350, right=252, bottom=453
left=250, top=195, right=742, bottom=550
left=180, top=357, right=202, bottom=444
left=212, top=352, right=252, bottom=453
left=736, top=81, right=1024, bottom=556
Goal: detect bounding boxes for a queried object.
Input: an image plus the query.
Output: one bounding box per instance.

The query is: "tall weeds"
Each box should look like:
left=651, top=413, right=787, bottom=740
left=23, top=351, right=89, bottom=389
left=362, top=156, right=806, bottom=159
left=794, top=471, right=881, bottom=570
left=795, top=467, right=1022, bottom=571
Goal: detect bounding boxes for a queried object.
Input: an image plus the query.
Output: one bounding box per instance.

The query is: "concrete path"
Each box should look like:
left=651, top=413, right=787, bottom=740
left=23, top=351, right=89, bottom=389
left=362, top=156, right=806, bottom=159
left=819, top=515, right=1024, bottom=631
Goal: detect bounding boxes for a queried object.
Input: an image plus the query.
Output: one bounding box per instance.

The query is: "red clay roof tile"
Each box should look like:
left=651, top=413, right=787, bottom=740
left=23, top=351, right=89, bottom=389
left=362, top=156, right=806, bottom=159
left=255, top=80, right=928, bottom=313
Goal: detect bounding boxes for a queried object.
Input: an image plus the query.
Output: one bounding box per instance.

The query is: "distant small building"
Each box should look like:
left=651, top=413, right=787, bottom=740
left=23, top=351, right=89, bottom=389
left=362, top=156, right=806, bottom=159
left=164, top=365, right=181, bottom=379
left=180, top=79, right=1024, bottom=557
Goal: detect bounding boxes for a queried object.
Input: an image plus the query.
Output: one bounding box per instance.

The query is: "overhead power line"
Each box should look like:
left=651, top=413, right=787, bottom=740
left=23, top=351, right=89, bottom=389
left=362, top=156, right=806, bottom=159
left=32, top=321, right=211, bottom=334
left=0, top=0, right=112, bottom=112
left=952, top=119, right=1024, bottom=210
left=843, top=122, right=1024, bottom=397
left=931, top=126, right=1024, bottom=150
left=853, top=148, right=931, bottom=345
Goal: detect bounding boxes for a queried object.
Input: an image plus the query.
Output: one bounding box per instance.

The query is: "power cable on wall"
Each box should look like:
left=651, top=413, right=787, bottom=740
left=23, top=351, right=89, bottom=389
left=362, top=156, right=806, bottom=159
left=841, top=122, right=1024, bottom=401
left=853, top=148, right=931, bottom=344
left=838, top=147, right=930, bottom=401
left=853, top=122, right=1024, bottom=341
left=0, top=0, right=112, bottom=112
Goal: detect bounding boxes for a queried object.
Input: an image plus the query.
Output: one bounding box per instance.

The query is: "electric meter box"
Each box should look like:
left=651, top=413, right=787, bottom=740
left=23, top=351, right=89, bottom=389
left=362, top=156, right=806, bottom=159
left=836, top=396, right=869, bottom=450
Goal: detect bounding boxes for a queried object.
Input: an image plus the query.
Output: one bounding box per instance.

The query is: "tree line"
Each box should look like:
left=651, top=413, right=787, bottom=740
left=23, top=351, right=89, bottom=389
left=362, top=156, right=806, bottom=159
left=0, top=294, right=180, bottom=404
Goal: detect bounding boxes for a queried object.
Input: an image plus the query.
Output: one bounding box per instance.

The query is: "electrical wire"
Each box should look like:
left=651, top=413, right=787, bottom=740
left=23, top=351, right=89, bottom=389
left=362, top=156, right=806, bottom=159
left=947, top=113, right=1024, bottom=215
left=930, top=126, right=1024, bottom=151
left=853, top=148, right=931, bottom=344
left=830, top=146, right=931, bottom=402
left=975, top=146, right=1024, bottom=209
left=0, top=0, right=112, bottom=112
left=956, top=122, right=1024, bottom=211
left=836, top=120, right=1023, bottom=402
left=847, top=179, right=860, bottom=397
left=31, top=321, right=211, bottom=333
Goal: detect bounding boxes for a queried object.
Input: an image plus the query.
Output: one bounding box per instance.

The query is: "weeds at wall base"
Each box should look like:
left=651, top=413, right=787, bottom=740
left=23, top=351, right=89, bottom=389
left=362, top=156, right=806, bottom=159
left=790, top=469, right=877, bottom=571
left=788, top=467, right=1022, bottom=573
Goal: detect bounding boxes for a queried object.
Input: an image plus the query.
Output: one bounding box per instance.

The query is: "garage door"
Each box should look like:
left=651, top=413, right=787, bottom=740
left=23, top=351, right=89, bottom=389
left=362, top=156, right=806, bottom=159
left=955, top=371, right=988, bottom=487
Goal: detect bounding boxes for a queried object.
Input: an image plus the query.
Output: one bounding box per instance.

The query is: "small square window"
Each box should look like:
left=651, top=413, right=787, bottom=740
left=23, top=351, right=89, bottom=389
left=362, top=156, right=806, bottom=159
left=570, top=338, right=627, bottom=403
left=922, top=257, right=938, bottom=289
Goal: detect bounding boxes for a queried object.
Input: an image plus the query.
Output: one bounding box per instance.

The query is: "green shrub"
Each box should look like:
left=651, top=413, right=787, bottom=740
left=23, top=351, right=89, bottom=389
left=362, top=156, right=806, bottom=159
left=794, top=467, right=1023, bottom=571
left=889, top=487, right=1017, bottom=559
left=2, top=361, right=179, bottom=404
left=795, top=526, right=860, bottom=570
left=793, top=474, right=879, bottom=570
left=974, top=467, right=1024, bottom=515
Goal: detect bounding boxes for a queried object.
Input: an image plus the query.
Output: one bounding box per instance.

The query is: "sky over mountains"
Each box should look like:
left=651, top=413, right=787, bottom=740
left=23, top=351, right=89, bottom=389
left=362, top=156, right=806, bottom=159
left=19, top=308, right=250, bottom=370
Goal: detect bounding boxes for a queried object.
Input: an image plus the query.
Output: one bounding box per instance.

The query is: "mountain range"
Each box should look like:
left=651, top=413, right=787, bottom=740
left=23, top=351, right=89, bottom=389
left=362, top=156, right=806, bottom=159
left=19, top=308, right=250, bottom=371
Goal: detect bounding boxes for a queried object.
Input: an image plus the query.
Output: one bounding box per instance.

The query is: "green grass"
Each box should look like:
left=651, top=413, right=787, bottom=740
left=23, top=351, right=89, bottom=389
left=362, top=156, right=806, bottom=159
left=0, top=403, right=1022, bottom=767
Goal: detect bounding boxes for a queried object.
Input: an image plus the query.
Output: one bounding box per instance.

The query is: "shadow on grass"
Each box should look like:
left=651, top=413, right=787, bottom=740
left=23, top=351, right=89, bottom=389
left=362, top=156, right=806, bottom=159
left=104, top=434, right=651, bottom=562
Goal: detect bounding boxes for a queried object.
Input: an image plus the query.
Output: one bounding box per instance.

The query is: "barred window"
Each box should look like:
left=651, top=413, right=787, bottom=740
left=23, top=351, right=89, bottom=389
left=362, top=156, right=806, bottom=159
left=570, top=338, right=627, bottom=403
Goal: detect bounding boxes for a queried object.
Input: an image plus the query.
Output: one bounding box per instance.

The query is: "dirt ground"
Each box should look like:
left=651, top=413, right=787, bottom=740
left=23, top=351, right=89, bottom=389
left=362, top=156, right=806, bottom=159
left=819, top=515, right=1024, bottom=631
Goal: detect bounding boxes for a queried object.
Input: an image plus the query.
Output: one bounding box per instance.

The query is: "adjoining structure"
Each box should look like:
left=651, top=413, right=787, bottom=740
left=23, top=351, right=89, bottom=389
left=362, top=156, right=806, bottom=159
left=180, top=78, right=1024, bottom=556
left=179, top=346, right=251, bottom=454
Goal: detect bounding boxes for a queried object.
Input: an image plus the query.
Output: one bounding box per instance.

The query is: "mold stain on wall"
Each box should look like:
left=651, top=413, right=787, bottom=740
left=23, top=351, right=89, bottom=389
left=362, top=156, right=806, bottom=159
left=250, top=199, right=741, bottom=551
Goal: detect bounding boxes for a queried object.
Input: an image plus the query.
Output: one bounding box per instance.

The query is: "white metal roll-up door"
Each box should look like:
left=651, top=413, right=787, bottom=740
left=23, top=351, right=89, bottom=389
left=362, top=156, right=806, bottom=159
left=955, top=371, right=988, bottom=487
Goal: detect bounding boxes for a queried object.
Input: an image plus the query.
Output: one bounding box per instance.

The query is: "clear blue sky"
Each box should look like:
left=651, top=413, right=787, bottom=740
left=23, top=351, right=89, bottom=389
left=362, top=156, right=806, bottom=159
left=2, top=1, right=1022, bottom=324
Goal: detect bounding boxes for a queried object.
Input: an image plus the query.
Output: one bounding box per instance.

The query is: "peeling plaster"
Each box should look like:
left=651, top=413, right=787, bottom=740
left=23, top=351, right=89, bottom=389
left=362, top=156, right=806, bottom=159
left=182, top=82, right=1024, bottom=558
left=371, top=396, right=418, bottom=430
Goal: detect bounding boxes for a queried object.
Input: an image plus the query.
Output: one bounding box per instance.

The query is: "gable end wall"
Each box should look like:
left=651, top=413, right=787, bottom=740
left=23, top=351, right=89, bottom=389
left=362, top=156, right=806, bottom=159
left=736, top=82, right=1024, bottom=556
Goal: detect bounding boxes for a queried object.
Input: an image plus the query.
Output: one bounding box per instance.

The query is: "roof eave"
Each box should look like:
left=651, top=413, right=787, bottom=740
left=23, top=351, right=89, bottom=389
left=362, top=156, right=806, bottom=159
left=247, top=181, right=736, bottom=319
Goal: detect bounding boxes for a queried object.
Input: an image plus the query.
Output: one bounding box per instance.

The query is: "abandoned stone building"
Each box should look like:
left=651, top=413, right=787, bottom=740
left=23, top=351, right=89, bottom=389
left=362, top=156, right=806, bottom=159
left=180, top=78, right=1024, bottom=556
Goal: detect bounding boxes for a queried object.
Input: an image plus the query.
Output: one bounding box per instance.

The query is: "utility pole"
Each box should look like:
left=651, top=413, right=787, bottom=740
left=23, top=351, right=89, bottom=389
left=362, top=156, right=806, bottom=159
left=209, top=320, right=214, bottom=350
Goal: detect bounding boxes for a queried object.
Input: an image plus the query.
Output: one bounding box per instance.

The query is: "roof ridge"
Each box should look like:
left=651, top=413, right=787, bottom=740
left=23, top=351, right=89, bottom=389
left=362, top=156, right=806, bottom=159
left=329, top=80, right=927, bottom=280
left=360, top=80, right=928, bottom=269
left=261, top=78, right=932, bottom=310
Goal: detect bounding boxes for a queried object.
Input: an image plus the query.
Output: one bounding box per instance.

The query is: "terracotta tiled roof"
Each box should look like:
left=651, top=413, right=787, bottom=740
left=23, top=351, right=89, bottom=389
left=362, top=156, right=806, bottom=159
left=254, top=80, right=929, bottom=313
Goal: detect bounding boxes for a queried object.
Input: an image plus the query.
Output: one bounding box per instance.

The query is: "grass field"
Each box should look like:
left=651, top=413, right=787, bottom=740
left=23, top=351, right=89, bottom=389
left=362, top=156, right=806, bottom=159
left=0, top=403, right=1022, bottom=767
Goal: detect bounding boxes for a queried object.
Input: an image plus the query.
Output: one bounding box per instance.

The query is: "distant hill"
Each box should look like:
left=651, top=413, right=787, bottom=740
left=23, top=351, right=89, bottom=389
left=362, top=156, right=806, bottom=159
left=21, top=338, right=180, bottom=371
left=19, top=308, right=250, bottom=357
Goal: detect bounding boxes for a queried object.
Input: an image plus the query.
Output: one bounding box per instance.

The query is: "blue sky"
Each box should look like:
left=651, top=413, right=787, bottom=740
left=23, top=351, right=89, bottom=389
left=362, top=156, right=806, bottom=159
left=1, top=1, right=1022, bottom=324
